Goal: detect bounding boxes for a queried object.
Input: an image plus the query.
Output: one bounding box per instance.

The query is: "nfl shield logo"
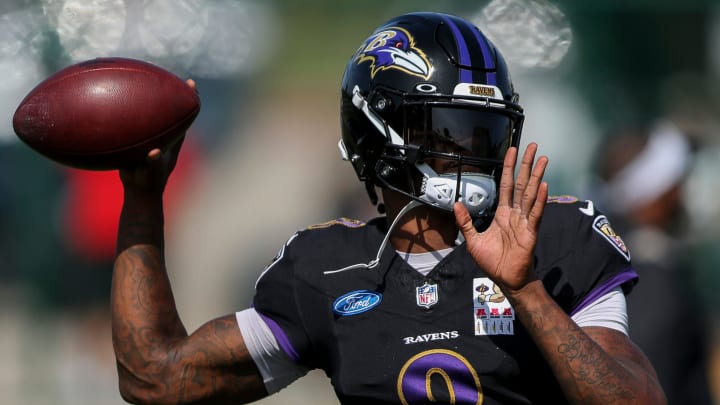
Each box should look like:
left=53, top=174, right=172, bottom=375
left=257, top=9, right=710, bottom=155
left=416, top=282, right=438, bottom=308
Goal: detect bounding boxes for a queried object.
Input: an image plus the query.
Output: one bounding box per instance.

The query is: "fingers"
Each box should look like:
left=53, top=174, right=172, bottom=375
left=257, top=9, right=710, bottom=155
left=499, top=142, right=549, bottom=220
left=498, top=146, right=518, bottom=208
left=513, top=143, right=538, bottom=209
left=147, top=148, right=162, bottom=161
left=528, top=181, right=548, bottom=231
left=146, top=134, right=184, bottom=163
left=520, top=153, right=548, bottom=215
left=453, top=201, right=476, bottom=239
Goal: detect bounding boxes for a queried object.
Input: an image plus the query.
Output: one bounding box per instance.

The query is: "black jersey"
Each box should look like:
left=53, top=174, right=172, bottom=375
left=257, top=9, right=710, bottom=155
left=252, top=197, right=637, bottom=404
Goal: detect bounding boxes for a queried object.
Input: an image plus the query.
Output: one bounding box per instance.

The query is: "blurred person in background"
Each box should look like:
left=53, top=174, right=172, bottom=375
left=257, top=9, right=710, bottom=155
left=593, top=121, right=714, bottom=405
left=111, top=12, right=664, bottom=404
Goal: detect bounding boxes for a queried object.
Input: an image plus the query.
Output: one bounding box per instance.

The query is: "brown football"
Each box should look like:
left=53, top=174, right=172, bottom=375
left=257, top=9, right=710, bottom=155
left=12, top=57, right=200, bottom=170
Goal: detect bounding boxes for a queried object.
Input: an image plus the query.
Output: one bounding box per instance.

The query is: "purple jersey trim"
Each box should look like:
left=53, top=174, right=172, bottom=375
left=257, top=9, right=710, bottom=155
left=258, top=313, right=302, bottom=363
left=569, top=268, right=638, bottom=316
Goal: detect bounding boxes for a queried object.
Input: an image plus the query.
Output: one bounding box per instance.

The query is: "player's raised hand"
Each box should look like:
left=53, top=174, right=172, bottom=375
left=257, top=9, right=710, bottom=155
left=119, top=79, right=196, bottom=193
left=454, top=143, right=548, bottom=295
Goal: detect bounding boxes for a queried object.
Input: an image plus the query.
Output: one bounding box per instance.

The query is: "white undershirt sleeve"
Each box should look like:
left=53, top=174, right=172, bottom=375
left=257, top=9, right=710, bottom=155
left=236, top=308, right=309, bottom=394
left=570, top=287, right=629, bottom=335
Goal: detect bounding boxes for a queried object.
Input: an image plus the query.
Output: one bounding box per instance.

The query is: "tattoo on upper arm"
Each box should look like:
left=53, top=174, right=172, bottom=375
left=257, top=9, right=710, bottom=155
left=167, top=317, right=258, bottom=400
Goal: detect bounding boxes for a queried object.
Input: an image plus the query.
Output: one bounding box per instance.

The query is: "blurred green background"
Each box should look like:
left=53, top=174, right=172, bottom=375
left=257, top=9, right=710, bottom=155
left=1, top=0, right=719, bottom=404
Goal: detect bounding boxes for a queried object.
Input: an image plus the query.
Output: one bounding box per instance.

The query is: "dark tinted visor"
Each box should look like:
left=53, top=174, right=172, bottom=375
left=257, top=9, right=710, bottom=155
left=404, top=103, right=517, bottom=161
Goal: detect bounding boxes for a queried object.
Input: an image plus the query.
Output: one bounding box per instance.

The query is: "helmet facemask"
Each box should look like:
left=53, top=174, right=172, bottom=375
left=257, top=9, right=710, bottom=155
left=344, top=83, right=524, bottom=218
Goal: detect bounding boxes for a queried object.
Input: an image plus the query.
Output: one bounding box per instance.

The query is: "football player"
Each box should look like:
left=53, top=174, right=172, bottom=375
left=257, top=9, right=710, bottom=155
left=112, top=12, right=666, bottom=404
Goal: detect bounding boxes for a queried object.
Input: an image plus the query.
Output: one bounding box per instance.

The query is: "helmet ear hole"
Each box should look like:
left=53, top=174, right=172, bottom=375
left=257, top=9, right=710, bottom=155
left=374, top=96, right=390, bottom=112
left=378, top=162, right=395, bottom=179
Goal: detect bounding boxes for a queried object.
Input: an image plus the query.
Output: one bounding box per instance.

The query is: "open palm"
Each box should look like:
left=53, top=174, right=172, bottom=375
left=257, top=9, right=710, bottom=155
left=454, top=143, right=548, bottom=294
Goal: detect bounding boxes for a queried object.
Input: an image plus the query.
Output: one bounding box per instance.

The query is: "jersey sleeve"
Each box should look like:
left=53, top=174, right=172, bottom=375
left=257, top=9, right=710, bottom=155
left=251, top=232, right=315, bottom=368
left=236, top=308, right=310, bottom=394
left=537, top=198, right=638, bottom=315
left=251, top=218, right=375, bottom=372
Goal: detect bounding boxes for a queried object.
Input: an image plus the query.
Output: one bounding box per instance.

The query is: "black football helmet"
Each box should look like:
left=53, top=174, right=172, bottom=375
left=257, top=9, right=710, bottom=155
left=339, top=12, right=524, bottom=218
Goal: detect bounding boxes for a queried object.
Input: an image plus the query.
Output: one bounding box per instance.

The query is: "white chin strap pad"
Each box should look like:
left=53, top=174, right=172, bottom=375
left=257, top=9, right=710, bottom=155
left=421, top=173, right=496, bottom=217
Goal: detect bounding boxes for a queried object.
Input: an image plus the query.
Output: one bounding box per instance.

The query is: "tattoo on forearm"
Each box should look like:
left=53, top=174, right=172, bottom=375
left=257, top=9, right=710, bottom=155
left=114, top=208, right=260, bottom=401
left=521, top=304, right=636, bottom=402
left=557, top=328, right=634, bottom=400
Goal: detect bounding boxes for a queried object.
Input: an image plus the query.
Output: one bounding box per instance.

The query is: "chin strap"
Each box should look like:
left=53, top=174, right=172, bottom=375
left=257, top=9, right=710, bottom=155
left=323, top=199, right=423, bottom=275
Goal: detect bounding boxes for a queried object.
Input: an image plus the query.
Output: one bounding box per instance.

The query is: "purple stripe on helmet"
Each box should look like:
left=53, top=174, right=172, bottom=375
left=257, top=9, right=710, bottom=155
left=468, top=23, right=497, bottom=85
left=258, top=312, right=302, bottom=362
left=441, top=15, right=473, bottom=83
left=570, top=268, right=639, bottom=316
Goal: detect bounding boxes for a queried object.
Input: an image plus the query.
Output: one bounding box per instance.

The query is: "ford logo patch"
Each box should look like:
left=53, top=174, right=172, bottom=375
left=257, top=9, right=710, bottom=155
left=332, top=290, right=382, bottom=316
